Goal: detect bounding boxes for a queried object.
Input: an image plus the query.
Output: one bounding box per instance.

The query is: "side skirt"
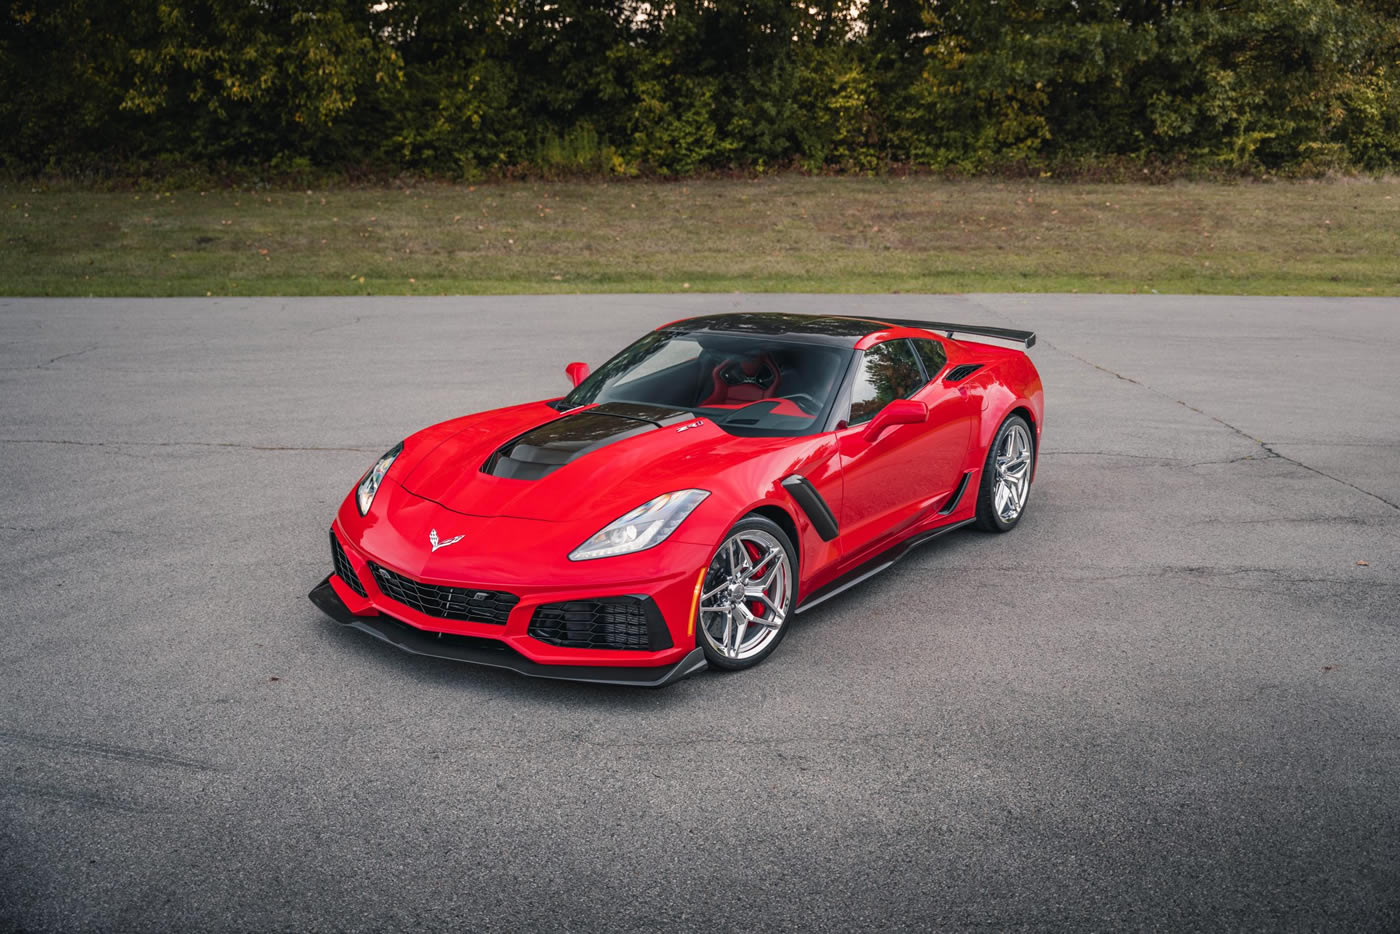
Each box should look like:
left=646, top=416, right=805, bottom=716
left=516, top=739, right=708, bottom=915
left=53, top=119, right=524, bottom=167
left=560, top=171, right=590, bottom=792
left=794, top=518, right=975, bottom=615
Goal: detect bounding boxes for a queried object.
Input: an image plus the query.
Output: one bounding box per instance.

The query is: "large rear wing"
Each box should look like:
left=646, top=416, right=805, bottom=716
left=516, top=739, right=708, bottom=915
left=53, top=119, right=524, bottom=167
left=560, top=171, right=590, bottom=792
left=880, top=318, right=1036, bottom=351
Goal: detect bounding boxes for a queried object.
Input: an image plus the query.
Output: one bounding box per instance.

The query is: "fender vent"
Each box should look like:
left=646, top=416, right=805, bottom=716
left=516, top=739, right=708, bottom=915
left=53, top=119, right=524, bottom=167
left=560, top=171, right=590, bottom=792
left=944, top=364, right=984, bottom=383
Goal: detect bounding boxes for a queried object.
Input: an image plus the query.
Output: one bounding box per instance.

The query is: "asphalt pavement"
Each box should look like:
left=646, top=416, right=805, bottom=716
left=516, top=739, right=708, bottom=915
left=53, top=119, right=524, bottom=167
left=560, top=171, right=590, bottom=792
left=1, top=294, right=1397, bottom=931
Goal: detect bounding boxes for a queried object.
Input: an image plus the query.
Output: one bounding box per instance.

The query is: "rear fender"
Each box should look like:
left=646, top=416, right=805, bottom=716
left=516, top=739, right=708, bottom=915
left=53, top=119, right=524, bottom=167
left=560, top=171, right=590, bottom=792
left=972, top=358, right=1043, bottom=459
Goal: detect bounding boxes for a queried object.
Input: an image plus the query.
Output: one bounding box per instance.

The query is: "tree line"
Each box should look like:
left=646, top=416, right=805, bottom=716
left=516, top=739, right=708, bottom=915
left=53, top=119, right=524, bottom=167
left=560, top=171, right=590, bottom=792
left=3, top=0, right=1398, bottom=180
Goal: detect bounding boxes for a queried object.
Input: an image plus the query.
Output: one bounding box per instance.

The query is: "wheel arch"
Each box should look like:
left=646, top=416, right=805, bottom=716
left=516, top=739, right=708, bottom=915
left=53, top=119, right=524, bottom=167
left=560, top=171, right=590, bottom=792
left=1008, top=404, right=1037, bottom=439
left=972, top=351, right=1043, bottom=458
left=748, top=503, right=801, bottom=571
left=974, top=389, right=1042, bottom=458
left=1005, top=405, right=1038, bottom=480
left=698, top=503, right=801, bottom=670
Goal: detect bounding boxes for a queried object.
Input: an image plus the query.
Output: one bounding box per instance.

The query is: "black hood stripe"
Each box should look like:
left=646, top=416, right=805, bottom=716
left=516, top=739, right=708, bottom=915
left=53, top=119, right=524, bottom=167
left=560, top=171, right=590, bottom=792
left=482, top=402, right=693, bottom=481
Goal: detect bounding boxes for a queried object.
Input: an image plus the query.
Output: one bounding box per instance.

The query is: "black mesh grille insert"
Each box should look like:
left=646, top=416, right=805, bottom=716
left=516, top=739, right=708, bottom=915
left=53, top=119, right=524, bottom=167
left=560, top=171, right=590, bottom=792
left=529, top=598, right=656, bottom=651
left=368, top=563, right=518, bottom=625
left=330, top=530, right=367, bottom=598
left=944, top=363, right=984, bottom=382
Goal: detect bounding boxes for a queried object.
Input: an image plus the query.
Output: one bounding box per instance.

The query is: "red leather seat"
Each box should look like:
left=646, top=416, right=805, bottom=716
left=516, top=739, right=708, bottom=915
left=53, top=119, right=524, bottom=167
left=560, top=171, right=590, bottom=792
left=702, top=356, right=781, bottom=407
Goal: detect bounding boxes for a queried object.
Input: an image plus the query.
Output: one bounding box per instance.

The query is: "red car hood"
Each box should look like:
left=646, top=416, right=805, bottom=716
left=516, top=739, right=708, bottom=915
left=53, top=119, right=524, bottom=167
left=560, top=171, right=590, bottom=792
left=396, top=400, right=787, bottom=523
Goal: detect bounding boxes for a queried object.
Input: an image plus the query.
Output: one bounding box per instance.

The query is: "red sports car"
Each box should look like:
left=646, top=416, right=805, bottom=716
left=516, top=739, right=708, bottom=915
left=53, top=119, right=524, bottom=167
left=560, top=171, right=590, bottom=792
left=309, top=313, right=1042, bottom=686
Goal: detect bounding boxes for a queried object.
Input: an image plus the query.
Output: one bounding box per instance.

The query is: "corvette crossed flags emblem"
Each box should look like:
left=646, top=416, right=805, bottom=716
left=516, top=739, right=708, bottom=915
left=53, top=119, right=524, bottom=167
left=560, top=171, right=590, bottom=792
left=428, top=529, right=464, bottom=552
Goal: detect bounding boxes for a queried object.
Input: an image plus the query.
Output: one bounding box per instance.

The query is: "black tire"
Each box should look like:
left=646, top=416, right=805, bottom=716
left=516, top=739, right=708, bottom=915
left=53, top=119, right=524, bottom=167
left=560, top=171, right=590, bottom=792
left=697, top=515, right=798, bottom=671
left=975, top=414, right=1035, bottom=533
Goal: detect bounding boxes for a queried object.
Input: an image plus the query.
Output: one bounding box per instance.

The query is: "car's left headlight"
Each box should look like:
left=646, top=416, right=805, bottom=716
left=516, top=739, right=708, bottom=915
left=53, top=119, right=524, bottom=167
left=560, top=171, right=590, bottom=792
left=356, top=442, right=404, bottom=515
left=569, top=489, right=710, bottom=561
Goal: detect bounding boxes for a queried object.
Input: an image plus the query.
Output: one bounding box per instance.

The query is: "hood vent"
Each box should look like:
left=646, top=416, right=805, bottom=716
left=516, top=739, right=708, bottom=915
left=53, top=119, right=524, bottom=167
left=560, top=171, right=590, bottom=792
left=944, top=363, right=984, bottom=383
left=482, top=402, right=692, bottom=481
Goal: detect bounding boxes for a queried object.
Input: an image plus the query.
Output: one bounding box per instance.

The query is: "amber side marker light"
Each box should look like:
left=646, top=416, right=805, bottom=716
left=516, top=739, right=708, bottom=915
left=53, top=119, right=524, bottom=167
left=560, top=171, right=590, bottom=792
left=687, top=567, right=708, bottom=637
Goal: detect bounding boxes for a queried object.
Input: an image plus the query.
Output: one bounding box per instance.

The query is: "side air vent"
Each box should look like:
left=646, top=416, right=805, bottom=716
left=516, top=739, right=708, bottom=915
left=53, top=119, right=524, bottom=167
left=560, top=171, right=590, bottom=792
left=528, top=597, right=673, bottom=651
left=330, top=530, right=367, bottom=598
left=944, top=364, right=984, bottom=383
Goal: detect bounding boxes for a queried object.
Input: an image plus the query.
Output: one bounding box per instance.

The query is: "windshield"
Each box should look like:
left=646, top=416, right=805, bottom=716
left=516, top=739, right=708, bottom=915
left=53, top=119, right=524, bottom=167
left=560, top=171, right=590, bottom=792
left=562, top=330, right=852, bottom=436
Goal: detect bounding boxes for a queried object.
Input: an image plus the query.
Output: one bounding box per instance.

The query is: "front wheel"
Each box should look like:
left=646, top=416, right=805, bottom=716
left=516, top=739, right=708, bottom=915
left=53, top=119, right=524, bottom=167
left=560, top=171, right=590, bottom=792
left=697, top=516, right=796, bottom=670
left=975, top=414, right=1035, bottom=532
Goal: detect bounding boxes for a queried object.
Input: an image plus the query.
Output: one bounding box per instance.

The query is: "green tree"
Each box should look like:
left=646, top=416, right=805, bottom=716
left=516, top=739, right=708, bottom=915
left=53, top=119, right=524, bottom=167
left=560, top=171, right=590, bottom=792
left=2, top=0, right=1397, bottom=176
left=119, top=0, right=402, bottom=164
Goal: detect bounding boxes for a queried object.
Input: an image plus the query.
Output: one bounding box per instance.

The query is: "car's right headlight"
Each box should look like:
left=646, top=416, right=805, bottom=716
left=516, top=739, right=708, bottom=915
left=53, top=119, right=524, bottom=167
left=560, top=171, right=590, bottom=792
left=569, top=489, right=709, bottom=561
left=356, top=442, right=403, bottom=515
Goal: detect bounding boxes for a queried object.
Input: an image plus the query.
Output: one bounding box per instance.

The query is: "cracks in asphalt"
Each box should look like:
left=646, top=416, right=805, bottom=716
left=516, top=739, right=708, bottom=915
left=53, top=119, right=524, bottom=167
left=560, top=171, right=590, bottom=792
left=0, top=438, right=378, bottom=454
left=306, top=314, right=367, bottom=336
left=1189, top=514, right=1381, bottom=527
left=1041, top=451, right=1169, bottom=460
left=1040, top=451, right=1267, bottom=468
left=36, top=344, right=99, bottom=369
left=0, top=525, right=141, bottom=536
left=903, top=563, right=1396, bottom=590
left=1276, top=440, right=1400, bottom=448
left=1181, top=453, right=1271, bottom=468
left=1041, top=337, right=1400, bottom=512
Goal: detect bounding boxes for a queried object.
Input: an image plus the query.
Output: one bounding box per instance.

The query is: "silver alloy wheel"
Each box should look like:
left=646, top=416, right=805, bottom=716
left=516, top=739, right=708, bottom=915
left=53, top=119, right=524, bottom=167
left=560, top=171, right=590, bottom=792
left=698, top=528, right=791, bottom=661
left=993, top=423, right=1034, bottom=522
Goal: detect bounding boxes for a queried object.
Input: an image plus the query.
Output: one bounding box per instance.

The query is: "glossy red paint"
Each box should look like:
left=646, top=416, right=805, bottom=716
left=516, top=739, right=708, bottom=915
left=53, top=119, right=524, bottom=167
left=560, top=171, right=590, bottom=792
left=315, top=313, right=1043, bottom=680
left=565, top=361, right=590, bottom=387
left=862, top=398, right=927, bottom=441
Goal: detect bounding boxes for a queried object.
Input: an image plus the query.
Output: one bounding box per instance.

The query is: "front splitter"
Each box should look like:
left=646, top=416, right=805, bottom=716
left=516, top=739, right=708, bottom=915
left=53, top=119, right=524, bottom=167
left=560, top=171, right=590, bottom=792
left=308, top=576, right=706, bottom=688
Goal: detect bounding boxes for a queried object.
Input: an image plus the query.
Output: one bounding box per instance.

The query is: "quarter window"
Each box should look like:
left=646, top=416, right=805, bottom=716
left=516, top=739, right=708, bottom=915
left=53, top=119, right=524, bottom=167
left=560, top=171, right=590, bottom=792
left=911, top=338, right=947, bottom=383
left=847, top=340, right=923, bottom=425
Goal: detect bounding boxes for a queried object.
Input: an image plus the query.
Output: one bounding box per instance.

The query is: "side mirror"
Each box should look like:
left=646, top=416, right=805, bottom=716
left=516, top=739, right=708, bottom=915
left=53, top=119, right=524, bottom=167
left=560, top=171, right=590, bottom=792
left=862, top=398, right=927, bottom=442
left=565, top=361, right=590, bottom=388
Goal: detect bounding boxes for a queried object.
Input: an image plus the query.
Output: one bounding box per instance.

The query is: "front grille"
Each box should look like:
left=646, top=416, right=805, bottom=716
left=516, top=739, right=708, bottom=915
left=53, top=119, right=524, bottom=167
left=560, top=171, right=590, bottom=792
left=330, top=530, right=367, bottom=597
left=368, top=562, right=518, bottom=625
left=529, top=598, right=660, bottom=651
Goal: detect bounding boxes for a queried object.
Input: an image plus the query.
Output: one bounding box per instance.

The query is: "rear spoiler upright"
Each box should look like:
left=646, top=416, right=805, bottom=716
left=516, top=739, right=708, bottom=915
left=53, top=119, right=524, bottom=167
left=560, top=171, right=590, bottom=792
left=879, top=317, right=1036, bottom=350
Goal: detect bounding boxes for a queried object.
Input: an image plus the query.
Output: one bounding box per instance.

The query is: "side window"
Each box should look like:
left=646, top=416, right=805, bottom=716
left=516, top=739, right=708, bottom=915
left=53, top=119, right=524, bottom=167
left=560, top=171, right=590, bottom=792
left=911, top=338, right=947, bottom=383
left=847, top=340, right=923, bottom=425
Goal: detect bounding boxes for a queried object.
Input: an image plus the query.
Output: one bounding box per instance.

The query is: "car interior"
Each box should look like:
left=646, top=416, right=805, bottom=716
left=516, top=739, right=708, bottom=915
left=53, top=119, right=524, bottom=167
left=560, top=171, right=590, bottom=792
left=577, top=334, right=850, bottom=435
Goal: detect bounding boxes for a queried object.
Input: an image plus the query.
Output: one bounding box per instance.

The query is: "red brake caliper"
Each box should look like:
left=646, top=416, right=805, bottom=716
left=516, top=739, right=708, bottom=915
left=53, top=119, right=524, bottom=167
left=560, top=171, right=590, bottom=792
left=744, top=540, right=766, bottom=620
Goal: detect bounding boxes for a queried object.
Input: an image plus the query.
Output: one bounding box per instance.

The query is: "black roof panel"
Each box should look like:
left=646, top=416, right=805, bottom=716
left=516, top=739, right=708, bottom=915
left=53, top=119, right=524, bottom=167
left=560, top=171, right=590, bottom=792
left=661, top=312, right=1035, bottom=350
left=662, top=312, right=888, bottom=346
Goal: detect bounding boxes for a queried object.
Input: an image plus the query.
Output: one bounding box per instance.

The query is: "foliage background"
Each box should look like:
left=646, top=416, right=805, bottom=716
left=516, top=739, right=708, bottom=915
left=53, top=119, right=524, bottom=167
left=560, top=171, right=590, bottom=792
left=3, top=0, right=1399, bottom=179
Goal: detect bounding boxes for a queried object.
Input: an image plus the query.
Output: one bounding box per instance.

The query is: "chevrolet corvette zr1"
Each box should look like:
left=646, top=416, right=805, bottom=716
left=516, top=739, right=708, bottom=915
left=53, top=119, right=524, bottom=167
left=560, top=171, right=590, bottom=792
left=309, top=312, right=1043, bottom=686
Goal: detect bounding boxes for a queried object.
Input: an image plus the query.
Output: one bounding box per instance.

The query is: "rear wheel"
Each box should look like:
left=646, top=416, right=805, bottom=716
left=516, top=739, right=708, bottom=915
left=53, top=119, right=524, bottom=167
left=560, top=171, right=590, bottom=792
left=976, top=414, right=1035, bottom=532
left=697, top=516, right=796, bottom=670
